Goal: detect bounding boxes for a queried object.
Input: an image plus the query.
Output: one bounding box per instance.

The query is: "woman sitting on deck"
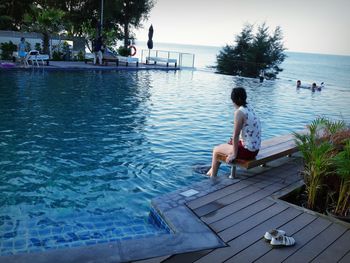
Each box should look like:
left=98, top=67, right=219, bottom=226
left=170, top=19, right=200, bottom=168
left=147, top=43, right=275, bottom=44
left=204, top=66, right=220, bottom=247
left=207, top=87, right=261, bottom=177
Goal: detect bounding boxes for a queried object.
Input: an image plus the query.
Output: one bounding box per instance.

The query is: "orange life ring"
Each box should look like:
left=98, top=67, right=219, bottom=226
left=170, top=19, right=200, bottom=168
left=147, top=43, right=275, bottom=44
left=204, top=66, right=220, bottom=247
left=129, top=45, right=137, bottom=56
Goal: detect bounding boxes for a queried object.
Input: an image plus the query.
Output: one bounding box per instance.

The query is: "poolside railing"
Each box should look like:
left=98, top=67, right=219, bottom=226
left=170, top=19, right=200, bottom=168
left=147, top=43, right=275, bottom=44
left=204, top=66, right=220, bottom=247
left=140, top=49, right=195, bottom=68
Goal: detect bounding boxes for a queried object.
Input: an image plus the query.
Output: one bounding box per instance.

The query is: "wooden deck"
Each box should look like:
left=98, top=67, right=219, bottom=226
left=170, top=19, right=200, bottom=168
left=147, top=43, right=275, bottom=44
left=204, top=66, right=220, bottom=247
left=137, top=160, right=350, bottom=263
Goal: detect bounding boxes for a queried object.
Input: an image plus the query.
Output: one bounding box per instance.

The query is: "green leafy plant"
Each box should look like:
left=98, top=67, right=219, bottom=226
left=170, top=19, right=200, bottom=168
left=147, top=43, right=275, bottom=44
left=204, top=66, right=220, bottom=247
left=118, top=46, right=130, bottom=57
left=34, top=43, right=42, bottom=53
left=0, top=41, right=17, bottom=60
left=52, top=50, right=63, bottom=61
left=332, top=139, right=350, bottom=216
left=293, top=117, right=346, bottom=210
left=77, top=50, right=85, bottom=61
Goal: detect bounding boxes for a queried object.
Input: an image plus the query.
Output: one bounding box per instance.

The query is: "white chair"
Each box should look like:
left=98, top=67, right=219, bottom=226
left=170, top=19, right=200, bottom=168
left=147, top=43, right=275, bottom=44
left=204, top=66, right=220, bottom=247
left=26, top=50, right=50, bottom=66
left=116, top=56, right=139, bottom=67
left=146, top=56, right=177, bottom=67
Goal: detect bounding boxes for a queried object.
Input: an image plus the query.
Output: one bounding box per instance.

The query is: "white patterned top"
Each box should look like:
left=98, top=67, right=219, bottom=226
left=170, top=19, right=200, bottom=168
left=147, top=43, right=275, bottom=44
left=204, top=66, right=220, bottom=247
left=238, top=105, right=261, bottom=151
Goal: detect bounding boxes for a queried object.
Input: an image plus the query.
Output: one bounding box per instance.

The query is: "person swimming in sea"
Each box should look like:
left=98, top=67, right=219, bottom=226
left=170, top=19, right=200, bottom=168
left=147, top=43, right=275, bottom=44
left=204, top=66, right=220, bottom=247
left=296, top=80, right=309, bottom=89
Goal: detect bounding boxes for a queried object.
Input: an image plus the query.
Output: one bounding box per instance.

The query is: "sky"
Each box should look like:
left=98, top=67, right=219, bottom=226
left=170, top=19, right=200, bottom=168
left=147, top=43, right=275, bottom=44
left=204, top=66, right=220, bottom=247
left=134, top=0, right=350, bottom=56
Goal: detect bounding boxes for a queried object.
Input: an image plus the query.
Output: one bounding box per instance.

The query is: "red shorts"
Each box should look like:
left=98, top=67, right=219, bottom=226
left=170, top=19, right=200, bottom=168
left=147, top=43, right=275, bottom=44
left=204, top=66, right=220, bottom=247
left=228, top=139, right=259, bottom=160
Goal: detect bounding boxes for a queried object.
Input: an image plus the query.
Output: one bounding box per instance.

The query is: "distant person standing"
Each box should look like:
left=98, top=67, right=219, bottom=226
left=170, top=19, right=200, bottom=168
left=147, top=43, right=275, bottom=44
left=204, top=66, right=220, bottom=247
left=18, top=37, right=27, bottom=67
left=259, top=70, right=265, bottom=83
left=93, top=36, right=103, bottom=65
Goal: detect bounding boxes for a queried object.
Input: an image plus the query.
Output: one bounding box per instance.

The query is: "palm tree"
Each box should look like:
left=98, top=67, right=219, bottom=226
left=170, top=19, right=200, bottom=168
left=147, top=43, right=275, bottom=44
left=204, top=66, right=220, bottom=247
left=24, top=6, right=65, bottom=56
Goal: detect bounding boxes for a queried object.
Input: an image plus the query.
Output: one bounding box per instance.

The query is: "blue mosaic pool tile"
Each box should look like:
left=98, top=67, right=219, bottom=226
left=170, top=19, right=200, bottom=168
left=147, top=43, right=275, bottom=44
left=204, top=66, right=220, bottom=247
left=2, top=240, right=13, bottom=249
left=70, top=241, right=85, bottom=247
left=97, top=239, right=108, bottom=244
left=51, top=227, right=63, bottom=235
left=1, top=204, right=175, bottom=257
left=85, top=240, right=97, bottom=246
left=2, top=231, right=16, bottom=239
left=132, top=225, right=145, bottom=232
left=148, top=207, right=171, bottom=233
left=38, top=229, right=50, bottom=236
left=14, top=239, right=26, bottom=250
left=66, top=232, right=79, bottom=241
left=2, top=224, right=14, bottom=232
left=112, top=228, right=123, bottom=236
left=30, top=238, right=44, bottom=247
left=0, top=249, right=13, bottom=256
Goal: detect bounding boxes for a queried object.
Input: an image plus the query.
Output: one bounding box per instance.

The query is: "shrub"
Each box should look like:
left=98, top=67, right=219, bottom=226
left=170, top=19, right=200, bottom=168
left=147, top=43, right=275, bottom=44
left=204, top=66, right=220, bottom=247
left=0, top=41, right=17, bottom=60
left=293, top=117, right=350, bottom=218
left=77, top=50, right=85, bottom=61
left=34, top=43, right=42, bottom=53
left=118, top=46, right=130, bottom=57
left=52, top=50, right=63, bottom=61
left=293, top=118, right=346, bottom=210
left=332, top=139, right=350, bottom=216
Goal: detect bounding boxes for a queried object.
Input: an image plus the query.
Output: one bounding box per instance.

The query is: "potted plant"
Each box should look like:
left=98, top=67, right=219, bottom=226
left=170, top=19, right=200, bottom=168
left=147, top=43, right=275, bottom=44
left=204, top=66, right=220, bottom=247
left=331, top=139, right=350, bottom=220
left=293, top=118, right=346, bottom=211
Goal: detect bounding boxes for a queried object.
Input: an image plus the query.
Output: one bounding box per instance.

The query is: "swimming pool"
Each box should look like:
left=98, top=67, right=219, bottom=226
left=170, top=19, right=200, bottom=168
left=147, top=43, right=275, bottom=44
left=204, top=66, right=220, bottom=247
left=1, top=69, right=350, bottom=256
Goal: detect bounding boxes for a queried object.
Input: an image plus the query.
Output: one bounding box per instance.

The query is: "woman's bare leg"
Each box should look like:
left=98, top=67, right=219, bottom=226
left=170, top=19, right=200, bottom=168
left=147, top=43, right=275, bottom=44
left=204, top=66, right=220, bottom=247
left=207, top=143, right=233, bottom=177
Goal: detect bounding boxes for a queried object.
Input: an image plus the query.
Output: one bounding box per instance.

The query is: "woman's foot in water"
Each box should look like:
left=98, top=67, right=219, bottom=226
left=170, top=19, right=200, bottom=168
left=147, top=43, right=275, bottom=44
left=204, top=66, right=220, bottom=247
left=206, top=167, right=213, bottom=177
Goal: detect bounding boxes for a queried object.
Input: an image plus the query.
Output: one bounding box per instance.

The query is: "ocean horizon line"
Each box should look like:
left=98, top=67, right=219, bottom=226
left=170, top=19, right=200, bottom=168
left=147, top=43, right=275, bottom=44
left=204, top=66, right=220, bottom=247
left=134, top=40, right=350, bottom=58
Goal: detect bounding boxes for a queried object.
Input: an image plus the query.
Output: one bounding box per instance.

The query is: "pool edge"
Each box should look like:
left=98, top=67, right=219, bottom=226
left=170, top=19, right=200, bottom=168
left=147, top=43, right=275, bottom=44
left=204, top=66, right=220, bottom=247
left=0, top=177, right=234, bottom=263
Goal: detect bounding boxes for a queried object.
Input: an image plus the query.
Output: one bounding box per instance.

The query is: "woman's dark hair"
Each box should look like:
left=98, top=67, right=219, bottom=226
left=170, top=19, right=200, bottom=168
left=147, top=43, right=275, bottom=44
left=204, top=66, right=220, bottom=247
left=231, top=87, right=247, bottom=107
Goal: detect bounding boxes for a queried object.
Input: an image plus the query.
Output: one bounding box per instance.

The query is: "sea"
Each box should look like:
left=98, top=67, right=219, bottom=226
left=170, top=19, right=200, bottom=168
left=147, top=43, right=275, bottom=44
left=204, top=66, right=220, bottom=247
left=135, top=41, right=350, bottom=94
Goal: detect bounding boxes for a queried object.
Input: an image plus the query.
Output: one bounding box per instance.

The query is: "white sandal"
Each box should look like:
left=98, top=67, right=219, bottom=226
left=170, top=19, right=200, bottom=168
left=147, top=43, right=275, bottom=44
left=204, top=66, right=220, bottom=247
left=270, top=235, right=296, bottom=247
left=263, top=229, right=286, bottom=241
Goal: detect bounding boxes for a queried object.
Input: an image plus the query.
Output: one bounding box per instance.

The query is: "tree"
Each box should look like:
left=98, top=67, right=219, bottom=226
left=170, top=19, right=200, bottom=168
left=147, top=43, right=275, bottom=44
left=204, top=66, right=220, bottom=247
left=0, top=0, right=33, bottom=30
left=216, top=23, right=286, bottom=79
left=24, top=6, right=65, bottom=55
left=113, top=0, right=155, bottom=48
left=1, top=0, right=155, bottom=52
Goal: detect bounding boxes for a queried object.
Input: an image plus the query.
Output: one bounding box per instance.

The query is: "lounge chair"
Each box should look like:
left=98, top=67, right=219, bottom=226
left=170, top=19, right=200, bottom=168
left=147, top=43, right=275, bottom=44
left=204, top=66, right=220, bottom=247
left=84, top=48, right=139, bottom=67
left=146, top=56, right=177, bottom=67
left=25, top=50, right=50, bottom=66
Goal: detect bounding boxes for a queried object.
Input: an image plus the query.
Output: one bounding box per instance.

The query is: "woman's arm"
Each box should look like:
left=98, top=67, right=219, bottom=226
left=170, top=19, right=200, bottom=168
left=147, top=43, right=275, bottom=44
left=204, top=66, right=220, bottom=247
left=226, top=109, right=244, bottom=163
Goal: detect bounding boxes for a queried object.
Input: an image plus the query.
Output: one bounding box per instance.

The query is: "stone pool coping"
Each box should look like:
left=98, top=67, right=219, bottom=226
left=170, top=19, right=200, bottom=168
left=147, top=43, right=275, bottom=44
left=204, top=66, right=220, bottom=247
left=0, top=176, right=237, bottom=263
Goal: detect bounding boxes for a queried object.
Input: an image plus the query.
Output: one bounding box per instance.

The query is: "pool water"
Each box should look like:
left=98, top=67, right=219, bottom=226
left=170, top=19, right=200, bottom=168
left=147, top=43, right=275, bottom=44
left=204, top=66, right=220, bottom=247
left=1, top=69, right=350, bottom=256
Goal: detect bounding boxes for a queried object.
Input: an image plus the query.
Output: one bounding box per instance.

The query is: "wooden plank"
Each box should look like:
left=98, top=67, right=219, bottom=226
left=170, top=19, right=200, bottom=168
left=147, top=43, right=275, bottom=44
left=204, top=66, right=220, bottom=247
left=194, top=207, right=302, bottom=263
left=243, top=148, right=298, bottom=169
left=201, top=190, right=271, bottom=224
left=224, top=212, right=318, bottom=263
left=339, top=251, right=350, bottom=263
left=311, top=230, right=350, bottom=263
left=194, top=182, right=276, bottom=217
left=201, top=180, right=296, bottom=224
left=260, top=133, right=294, bottom=147
left=162, top=249, right=212, bottom=263
left=254, top=217, right=332, bottom=263
left=284, top=223, right=348, bottom=263
left=193, top=184, right=261, bottom=216
left=187, top=180, right=256, bottom=210
left=218, top=203, right=288, bottom=242
left=210, top=198, right=275, bottom=232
